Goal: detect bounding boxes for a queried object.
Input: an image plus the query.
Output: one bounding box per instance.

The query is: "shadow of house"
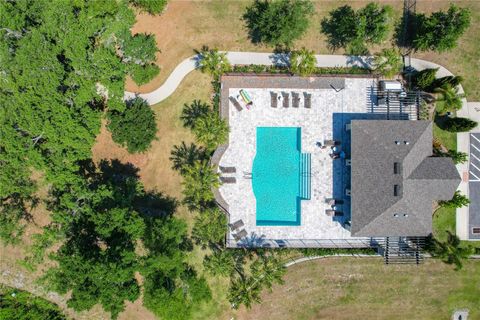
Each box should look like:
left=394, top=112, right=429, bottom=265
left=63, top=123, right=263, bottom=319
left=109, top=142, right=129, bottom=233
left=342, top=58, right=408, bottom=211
left=331, top=113, right=398, bottom=226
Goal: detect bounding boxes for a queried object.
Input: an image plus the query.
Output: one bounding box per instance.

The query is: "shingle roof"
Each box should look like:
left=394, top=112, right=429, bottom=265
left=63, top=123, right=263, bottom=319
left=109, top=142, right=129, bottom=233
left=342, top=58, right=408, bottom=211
left=350, top=120, right=461, bottom=237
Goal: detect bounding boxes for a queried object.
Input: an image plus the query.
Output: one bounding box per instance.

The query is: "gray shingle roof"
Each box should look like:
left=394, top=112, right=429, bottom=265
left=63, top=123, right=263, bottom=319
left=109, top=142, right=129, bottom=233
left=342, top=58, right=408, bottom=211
left=350, top=120, right=461, bottom=237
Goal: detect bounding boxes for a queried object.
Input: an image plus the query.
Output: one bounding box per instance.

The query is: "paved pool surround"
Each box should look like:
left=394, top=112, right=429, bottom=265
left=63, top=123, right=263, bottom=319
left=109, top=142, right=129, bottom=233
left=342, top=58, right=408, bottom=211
left=215, top=74, right=376, bottom=247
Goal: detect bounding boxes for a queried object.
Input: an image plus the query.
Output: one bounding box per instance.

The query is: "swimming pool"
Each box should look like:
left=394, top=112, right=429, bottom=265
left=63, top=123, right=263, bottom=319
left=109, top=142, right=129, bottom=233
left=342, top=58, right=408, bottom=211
left=252, top=127, right=310, bottom=226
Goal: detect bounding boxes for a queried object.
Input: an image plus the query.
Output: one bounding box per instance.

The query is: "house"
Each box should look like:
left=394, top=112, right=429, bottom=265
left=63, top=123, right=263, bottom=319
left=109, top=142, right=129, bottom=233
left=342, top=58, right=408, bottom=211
left=350, top=120, right=461, bottom=237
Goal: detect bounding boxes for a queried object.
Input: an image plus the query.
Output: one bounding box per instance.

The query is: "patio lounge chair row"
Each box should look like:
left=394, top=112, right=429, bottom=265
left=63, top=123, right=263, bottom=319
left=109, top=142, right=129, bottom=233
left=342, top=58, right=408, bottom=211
left=270, top=92, right=311, bottom=108
left=219, top=166, right=236, bottom=184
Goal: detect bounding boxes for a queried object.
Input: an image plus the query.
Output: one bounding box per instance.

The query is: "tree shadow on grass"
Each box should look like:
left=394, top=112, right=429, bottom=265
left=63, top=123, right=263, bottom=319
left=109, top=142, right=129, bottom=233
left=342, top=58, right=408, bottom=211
left=434, top=113, right=450, bottom=131
left=76, top=159, right=178, bottom=219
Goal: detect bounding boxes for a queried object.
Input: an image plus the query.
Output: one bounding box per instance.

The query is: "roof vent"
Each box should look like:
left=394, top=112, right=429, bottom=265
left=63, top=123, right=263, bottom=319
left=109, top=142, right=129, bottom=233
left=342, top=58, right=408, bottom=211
left=394, top=184, right=401, bottom=196
left=395, top=141, right=401, bottom=145
left=393, top=213, right=399, bottom=218
left=403, top=214, right=409, bottom=217
left=404, top=141, right=410, bottom=145
left=394, top=162, right=401, bottom=174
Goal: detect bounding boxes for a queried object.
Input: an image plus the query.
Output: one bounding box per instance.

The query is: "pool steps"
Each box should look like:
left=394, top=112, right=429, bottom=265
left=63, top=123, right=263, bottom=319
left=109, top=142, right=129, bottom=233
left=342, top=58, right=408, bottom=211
left=300, top=153, right=311, bottom=200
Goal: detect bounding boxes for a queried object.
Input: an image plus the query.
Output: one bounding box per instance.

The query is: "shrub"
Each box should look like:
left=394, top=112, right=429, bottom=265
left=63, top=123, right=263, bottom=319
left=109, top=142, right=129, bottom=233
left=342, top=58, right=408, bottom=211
left=129, top=0, right=168, bottom=15
left=431, top=76, right=463, bottom=91
left=243, top=0, right=314, bottom=46
left=443, top=117, right=477, bottom=132
left=412, top=68, right=438, bottom=90
left=446, top=150, right=468, bottom=164
left=289, top=47, right=316, bottom=76
left=128, top=63, right=160, bottom=85
left=108, top=97, right=157, bottom=153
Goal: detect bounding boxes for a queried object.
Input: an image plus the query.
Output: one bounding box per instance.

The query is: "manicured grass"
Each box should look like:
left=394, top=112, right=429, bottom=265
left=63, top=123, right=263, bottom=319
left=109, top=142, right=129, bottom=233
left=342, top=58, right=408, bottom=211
left=228, top=257, right=480, bottom=320
left=433, top=123, right=457, bottom=151
left=433, top=206, right=456, bottom=242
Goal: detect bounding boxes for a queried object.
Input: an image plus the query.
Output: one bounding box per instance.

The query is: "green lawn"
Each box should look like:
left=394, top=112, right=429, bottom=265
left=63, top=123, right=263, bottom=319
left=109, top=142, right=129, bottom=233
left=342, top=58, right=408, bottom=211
left=228, top=257, right=480, bottom=320
left=433, top=206, right=456, bottom=242
left=433, top=123, right=457, bottom=150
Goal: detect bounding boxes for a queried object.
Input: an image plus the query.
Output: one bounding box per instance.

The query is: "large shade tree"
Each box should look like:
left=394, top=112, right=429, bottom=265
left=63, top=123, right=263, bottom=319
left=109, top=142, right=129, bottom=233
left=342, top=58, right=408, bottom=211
left=42, top=160, right=209, bottom=319
left=321, top=3, right=393, bottom=54
left=413, top=4, right=471, bottom=52
left=243, top=0, right=314, bottom=47
left=108, top=97, right=158, bottom=153
left=0, top=0, right=159, bottom=242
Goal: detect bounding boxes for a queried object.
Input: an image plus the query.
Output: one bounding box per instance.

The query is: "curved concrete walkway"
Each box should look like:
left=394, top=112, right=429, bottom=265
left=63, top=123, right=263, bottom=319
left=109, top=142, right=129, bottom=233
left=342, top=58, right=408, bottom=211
left=125, top=50, right=474, bottom=240
left=124, top=51, right=466, bottom=106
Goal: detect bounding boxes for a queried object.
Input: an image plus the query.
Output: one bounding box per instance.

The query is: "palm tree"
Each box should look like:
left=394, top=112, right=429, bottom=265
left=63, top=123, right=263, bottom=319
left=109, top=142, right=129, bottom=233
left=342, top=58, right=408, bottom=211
left=289, top=47, right=316, bottom=76
left=181, top=161, right=219, bottom=211
left=169, top=142, right=207, bottom=174
left=373, top=48, right=402, bottom=78
left=439, top=190, right=470, bottom=209
left=428, top=231, right=474, bottom=270
left=197, top=46, right=231, bottom=78
left=434, top=84, right=465, bottom=114
left=250, top=255, right=286, bottom=291
left=228, top=276, right=262, bottom=309
left=180, top=100, right=210, bottom=129
left=192, top=112, right=229, bottom=151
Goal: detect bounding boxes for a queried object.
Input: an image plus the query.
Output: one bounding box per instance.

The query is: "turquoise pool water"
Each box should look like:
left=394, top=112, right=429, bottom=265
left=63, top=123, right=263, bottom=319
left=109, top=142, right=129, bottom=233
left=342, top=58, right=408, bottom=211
left=252, top=127, right=310, bottom=226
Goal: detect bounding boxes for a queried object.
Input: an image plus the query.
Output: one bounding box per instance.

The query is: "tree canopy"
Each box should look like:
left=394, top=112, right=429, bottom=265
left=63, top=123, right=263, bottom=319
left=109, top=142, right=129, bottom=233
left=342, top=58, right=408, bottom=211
left=413, top=4, right=471, bottom=52
left=243, top=0, right=314, bottom=47
left=108, top=97, right=158, bottom=153
left=0, top=286, right=66, bottom=320
left=129, top=0, right=168, bottom=15
left=443, top=117, right=477, bottom=132
left=0, top=0, right=159, bottom=242
left=321, top=3, right=393, bottom=54
left=42, top=160, right=208, bottom=319
left=197, top=46, right=231, bottom=78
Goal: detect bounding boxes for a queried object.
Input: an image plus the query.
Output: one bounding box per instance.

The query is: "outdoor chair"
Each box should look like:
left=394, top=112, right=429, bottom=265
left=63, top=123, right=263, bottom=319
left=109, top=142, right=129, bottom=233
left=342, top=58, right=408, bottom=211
left=292, top=92, right=300, bottom=108
left=325, top=209, right=344, bottom=217
left=303, top=92, right=312, bottom=108
left=233, top=229, right=248, bottom=241
left=325, top=198, right=344, bottom=205
left=219, top=166, right=236, bottom=173
left=270, top=92, right=278, bottom=108
left=229, top=96, right=242, bottom=111
left=220, top=176, right=236, bottom=184
left=229, top=219, right=244, bottom=231
left=281, top=92, right=289, bottom=108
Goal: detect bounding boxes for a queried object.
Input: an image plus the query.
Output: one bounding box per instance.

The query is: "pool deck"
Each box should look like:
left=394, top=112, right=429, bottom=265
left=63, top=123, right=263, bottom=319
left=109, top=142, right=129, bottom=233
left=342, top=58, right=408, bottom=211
left=215, top=74, right=379, bottom=248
